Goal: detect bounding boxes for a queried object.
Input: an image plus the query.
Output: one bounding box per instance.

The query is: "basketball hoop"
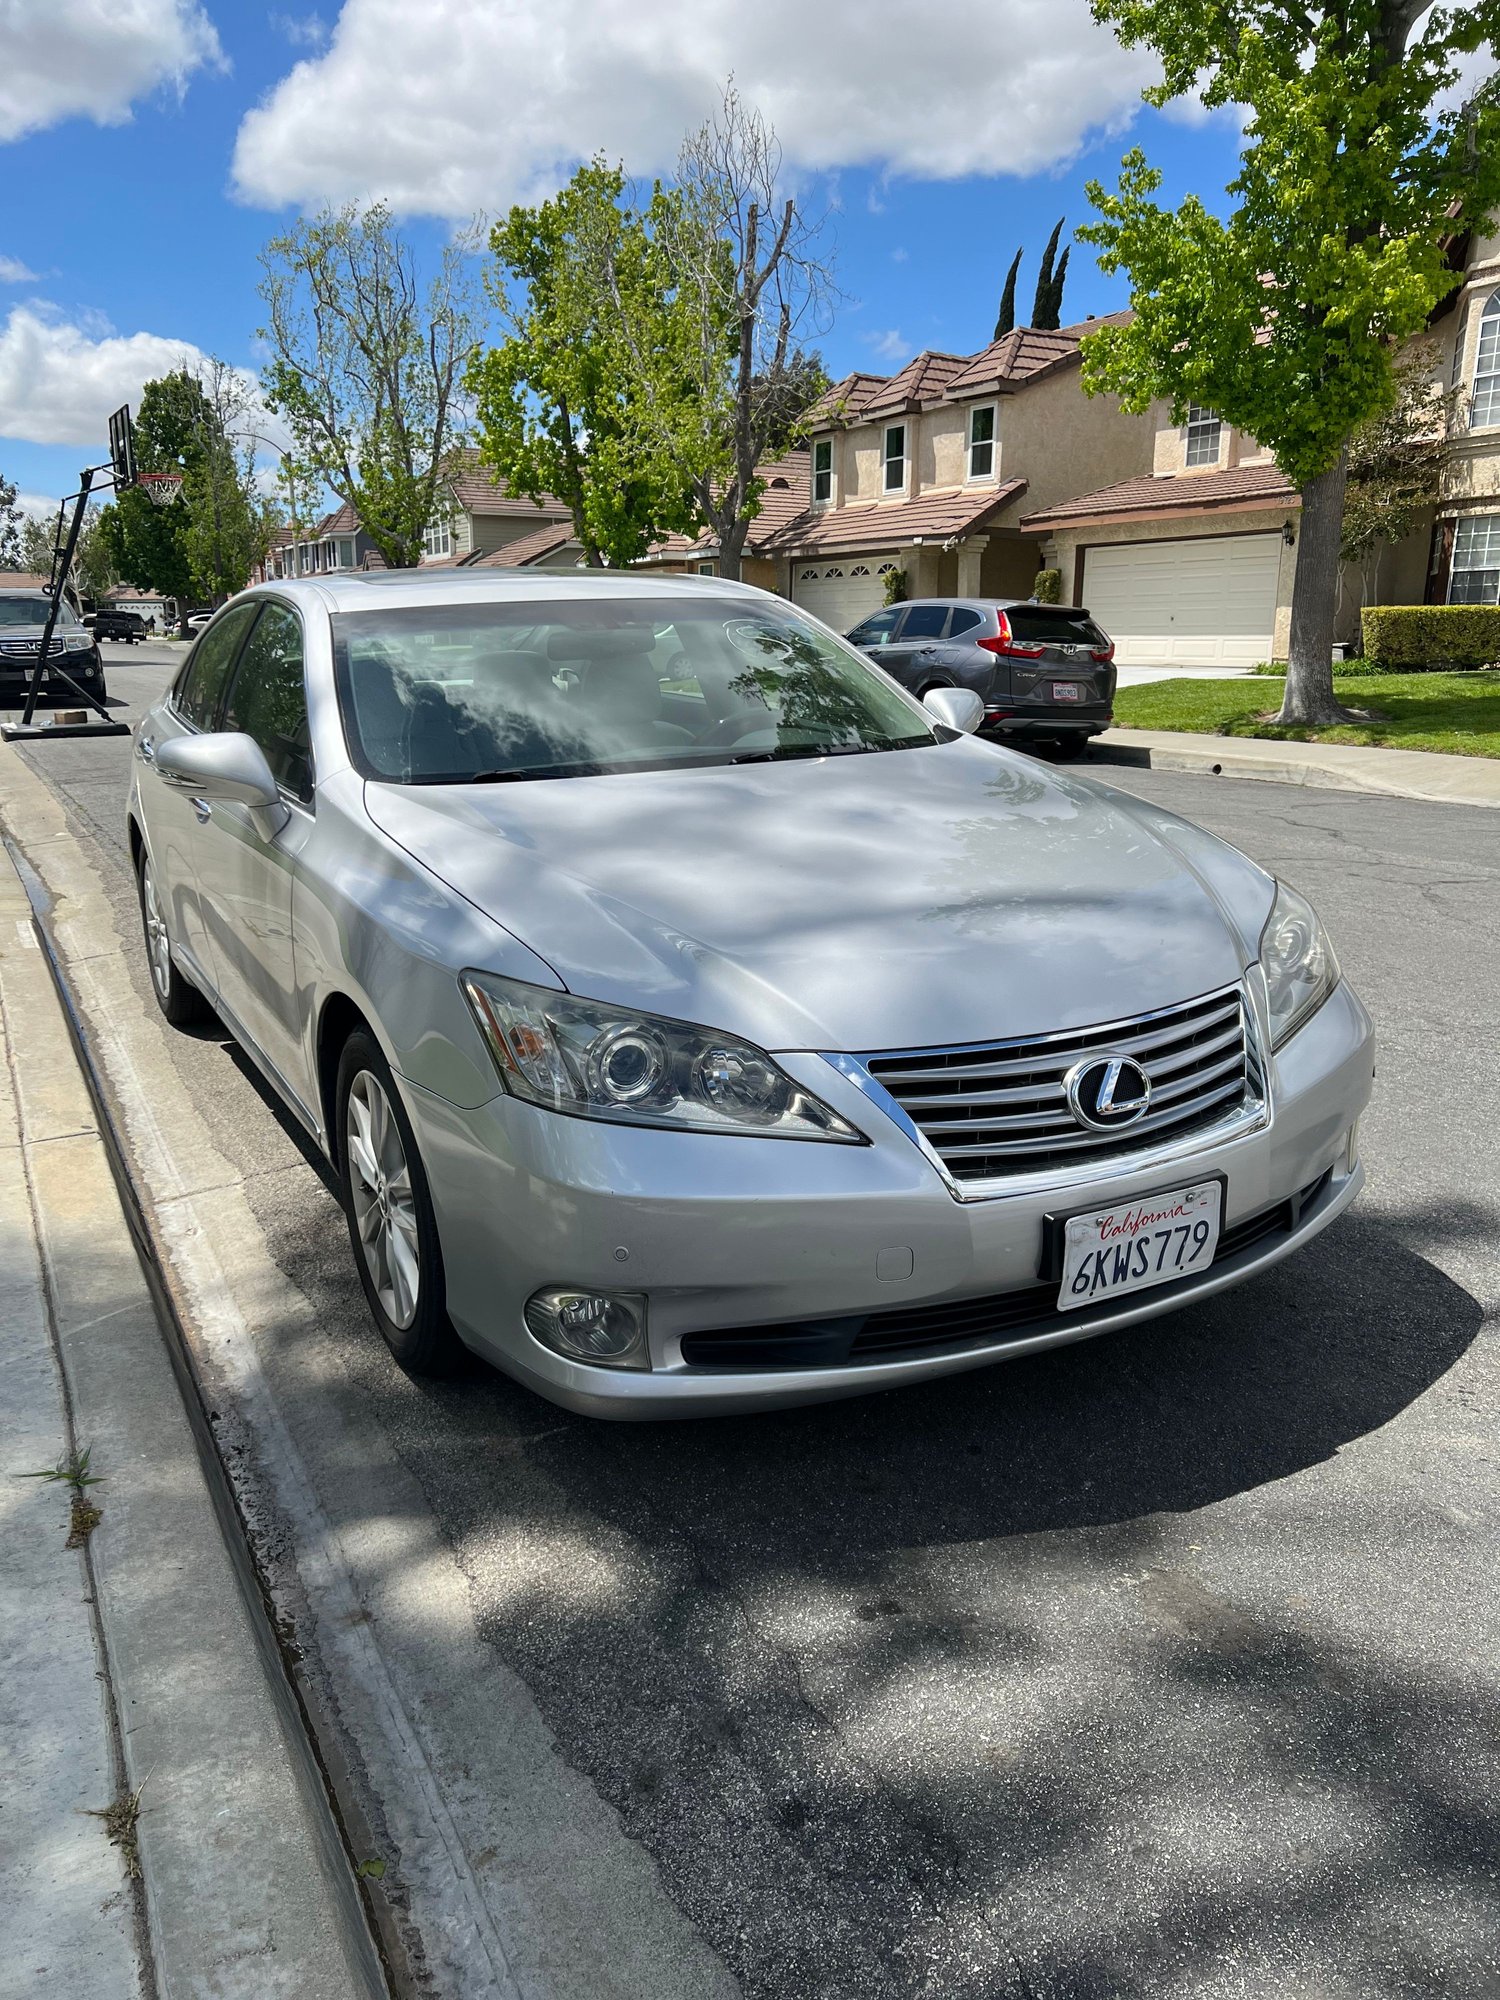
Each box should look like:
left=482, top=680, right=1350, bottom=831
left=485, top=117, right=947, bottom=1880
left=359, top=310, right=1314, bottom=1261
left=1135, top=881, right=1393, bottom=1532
left=138, top=472, right=184, bottom=509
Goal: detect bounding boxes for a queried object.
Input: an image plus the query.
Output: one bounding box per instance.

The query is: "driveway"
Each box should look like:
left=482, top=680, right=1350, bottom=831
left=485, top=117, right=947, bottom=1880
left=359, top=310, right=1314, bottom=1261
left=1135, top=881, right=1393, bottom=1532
left=5, top=650, right=1497, bottom=1998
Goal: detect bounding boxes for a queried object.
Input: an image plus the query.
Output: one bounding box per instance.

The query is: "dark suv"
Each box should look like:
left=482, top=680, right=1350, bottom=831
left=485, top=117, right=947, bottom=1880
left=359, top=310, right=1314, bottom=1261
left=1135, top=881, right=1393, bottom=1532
left=847, top=597, right=1115, bottom=753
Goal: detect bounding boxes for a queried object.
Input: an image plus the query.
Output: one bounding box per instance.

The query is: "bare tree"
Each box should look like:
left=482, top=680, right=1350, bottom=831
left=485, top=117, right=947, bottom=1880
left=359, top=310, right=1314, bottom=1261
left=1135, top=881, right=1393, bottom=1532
left=259, top=205, right=480, bottom=568
left=647, top=85, right=838, bottom=581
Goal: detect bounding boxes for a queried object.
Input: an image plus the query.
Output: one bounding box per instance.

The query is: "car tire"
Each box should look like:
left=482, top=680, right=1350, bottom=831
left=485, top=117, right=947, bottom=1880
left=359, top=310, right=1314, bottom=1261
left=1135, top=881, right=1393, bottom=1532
left=335, top=1030, right=466, bottom=1377
left=136, top=849, right=212, bottom=1027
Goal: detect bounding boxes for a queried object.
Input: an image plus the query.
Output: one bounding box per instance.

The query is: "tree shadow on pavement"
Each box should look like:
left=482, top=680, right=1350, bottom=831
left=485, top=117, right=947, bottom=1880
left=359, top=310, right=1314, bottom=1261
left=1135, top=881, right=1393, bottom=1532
left=358, top=1202, right=1496, bottom=2000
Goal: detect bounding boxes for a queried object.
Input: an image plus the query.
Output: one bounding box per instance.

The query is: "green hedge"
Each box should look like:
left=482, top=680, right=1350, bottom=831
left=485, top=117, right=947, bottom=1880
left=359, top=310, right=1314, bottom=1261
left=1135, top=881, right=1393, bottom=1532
left=1032, top=567, right=1062, bottom=605
left=1362, top=604, right=1500, bottom=671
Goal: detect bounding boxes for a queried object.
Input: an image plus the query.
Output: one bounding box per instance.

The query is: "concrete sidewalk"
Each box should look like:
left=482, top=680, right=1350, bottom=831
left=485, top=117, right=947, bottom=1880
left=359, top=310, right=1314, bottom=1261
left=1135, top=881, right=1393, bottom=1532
left=0, top=839, right=384, bottom=1998
left=1094, top=725, right=1500, bottom=808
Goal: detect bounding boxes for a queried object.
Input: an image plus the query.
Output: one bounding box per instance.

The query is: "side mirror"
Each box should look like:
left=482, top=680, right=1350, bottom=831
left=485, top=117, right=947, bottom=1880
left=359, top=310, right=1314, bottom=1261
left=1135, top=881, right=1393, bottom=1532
left=156, top=731, right=282, bottom=808
left=923, top=686, right=985, bottom=736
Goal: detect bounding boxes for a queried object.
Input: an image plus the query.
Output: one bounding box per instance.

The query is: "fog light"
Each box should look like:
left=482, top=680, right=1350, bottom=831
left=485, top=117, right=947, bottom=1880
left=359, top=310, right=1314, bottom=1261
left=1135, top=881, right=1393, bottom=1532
left=524, top=1288, right=650, bottom=1369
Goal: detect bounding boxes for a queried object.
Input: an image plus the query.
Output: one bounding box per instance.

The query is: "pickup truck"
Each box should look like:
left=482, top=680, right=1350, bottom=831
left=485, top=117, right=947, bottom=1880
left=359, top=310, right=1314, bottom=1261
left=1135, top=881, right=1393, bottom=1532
left=91, top=607, right=149, bottom=642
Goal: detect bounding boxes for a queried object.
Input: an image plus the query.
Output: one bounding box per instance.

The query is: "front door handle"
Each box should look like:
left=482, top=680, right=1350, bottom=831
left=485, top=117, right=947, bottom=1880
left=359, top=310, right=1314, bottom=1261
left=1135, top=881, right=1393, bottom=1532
left=137, top=734, right=155, bottom=765
left=190, top=797, right=212, bottom=823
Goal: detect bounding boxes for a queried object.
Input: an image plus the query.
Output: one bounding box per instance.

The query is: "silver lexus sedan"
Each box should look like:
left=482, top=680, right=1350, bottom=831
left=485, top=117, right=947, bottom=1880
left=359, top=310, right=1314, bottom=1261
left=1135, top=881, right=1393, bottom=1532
left=126, top=573, right=1372, bottom=1417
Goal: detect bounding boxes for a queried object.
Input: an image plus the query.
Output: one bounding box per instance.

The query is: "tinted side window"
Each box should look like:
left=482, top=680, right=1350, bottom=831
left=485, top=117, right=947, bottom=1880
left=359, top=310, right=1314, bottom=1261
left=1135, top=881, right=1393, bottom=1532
left=222, top=604, right=313, bottom=802
left=895, top=604, right=949, bottom=640
left=176, top=605, right=258, bottom=729
left=948, top=608, right=983, bottom=637
left=848, top=609, right=900, bottom=646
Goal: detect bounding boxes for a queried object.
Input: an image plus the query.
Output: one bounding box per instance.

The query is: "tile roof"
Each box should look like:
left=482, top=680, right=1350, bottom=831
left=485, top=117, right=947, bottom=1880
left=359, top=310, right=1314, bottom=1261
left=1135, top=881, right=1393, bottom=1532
left=860, top=351, right=970, bottom=418
left=1022, top=462, right=1295, bottom=528
left=760, top=480, right=1028, bottom=559
left=805, top=371, right=898, bottom=426
left=463, top=519, right=580, bottom=568
left=943, top=312, right=1135, bottom=397
left=643, top=450, right=811, bottom=560
left=442, top=448, right=571, bottom=520
left=0, top=570, right=50, bottom=590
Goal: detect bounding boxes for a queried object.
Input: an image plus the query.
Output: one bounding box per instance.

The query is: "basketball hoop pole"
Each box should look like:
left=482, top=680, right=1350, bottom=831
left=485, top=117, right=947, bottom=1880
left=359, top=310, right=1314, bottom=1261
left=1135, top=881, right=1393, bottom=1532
left=2, top=406, right=137, bottom=742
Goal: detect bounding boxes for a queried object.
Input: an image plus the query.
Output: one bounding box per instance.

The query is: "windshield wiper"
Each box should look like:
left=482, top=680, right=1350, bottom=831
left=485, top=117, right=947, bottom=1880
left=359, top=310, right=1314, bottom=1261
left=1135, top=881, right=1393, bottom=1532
left=456, top=762, right=603, bottom=784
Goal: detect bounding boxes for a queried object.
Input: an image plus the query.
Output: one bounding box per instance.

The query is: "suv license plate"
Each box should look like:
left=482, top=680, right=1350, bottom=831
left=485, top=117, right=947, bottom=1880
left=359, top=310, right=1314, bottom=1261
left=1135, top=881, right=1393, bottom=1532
left=1058, top=1180, right=1222, bottom=1311
left=1052, top=681, right=1083, bottom=701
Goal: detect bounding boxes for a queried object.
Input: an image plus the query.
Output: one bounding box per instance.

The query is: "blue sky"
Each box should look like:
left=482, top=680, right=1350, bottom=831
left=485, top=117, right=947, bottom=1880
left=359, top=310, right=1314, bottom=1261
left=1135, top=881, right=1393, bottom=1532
left=0, top=1, right=1248, bottom=516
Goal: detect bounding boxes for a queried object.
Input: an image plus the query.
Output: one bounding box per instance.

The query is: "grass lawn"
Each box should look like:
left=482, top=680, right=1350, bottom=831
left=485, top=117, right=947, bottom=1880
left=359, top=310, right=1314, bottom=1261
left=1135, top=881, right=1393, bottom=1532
left=1112, top=672, right=1500, bottom=759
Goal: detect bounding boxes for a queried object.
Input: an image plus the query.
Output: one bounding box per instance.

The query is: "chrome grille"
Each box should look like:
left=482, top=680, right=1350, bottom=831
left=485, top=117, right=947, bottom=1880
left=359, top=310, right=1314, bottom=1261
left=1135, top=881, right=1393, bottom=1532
left=864, top=987, right=1257, bottom=1182
left=0, top=636, right=64, bottom=658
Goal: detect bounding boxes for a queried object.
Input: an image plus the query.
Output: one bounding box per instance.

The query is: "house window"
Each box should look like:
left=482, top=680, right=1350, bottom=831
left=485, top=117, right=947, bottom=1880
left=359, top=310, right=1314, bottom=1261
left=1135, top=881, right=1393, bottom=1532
left=968, top=406, right=996, bottom=480
left=1448, top=514, right=1500, bottom=603
left=1185, top=405, right=1222, bottom=466
left=697, top=561, right=716, bottom=575
left=813, top=438, right=833, bottom=504
left=423, top=517, right=452, bottom=559
left=883, top=425, right=906, bottom=493
left=338, top=538, right=356, bottom=569
left=1469, top=290, right=1500, bottom=428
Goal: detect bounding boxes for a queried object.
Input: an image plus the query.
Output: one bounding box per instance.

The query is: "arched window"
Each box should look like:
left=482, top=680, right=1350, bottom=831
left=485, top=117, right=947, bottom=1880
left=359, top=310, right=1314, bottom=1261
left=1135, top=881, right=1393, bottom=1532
left=1470, top=289, right=1500, bottom=428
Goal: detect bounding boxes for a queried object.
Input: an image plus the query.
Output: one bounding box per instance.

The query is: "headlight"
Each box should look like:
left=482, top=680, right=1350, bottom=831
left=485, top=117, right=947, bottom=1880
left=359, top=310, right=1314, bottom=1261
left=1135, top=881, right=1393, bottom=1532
left=62, top=633, right=92, bottom=652
left=1259, top=882, right=1340, bottom=1049
left=462, top=972, right=866, bottom=1142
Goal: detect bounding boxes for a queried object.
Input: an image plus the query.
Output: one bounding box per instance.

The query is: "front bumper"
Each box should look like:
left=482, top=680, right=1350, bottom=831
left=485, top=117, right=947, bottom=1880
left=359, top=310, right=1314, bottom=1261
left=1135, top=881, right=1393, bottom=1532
left=407, top=979, right=1373, bottom=1417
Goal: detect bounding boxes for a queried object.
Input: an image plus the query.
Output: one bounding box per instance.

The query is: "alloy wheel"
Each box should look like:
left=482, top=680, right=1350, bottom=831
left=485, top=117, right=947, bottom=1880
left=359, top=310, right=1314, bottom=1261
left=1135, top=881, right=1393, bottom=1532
left=345, top=1069, right=421, bottom=1330
left=141, top=859, right=173, bottom=1002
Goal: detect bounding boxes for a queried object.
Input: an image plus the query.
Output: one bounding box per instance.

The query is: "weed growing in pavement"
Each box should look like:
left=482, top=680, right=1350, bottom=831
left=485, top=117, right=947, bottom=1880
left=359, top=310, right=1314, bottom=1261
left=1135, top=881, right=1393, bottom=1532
left=84, top=1776, right=148, bottom=1880
left=17, top=1442, right=105, bottom=1546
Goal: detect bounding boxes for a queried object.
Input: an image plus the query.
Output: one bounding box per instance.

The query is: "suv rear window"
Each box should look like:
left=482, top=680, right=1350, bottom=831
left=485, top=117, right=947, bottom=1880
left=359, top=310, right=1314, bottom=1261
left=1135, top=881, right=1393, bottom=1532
left=1006, top=606, right=1110, bottom=648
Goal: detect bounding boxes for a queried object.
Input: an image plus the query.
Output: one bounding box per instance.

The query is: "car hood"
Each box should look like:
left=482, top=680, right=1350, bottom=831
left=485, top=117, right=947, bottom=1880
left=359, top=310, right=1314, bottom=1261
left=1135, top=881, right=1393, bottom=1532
left=363, top=740, right=1268, bottom=1053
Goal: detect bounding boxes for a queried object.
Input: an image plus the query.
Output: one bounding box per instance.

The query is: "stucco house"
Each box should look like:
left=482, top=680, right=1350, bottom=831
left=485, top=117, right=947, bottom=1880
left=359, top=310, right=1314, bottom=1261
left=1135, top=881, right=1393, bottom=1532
left=749, top=318, right=1147, bottom=631
left=1427, top=219, right=1500, bottom=606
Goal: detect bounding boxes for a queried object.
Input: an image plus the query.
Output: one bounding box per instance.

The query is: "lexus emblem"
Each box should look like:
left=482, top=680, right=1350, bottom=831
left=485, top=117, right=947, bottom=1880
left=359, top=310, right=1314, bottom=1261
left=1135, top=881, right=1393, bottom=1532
left=1064, top=1054, right=1152, bottom=1131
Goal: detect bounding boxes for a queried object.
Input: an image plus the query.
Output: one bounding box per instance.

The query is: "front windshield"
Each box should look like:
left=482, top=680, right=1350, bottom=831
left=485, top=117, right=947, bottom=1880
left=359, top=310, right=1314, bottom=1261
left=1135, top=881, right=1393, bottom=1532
left=332, top=597, right=939, bottom=784
left=0, top=594, right=79, bottom=629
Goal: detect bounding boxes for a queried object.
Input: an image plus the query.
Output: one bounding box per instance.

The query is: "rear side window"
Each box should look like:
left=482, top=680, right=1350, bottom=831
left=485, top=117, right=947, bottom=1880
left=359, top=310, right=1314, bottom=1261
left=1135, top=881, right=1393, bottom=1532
left=1006, top=605, right=1110, bottom=648
left=948, top=608, right=983, bottom=637
left=847, top=608, right=900, bottom=646
left=223, top=604, right=313, bottom=802
left=175, top=604, right=257, bottom=729
left=895, top=604, right=949, bottom=640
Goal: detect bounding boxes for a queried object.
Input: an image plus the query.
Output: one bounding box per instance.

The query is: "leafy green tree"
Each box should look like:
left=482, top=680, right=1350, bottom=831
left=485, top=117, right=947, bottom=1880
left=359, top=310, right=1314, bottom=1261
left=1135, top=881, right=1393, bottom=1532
left=180, top=359, right=278, bottom=603
left=24, top=506, right=118, bottom=600
left=1031, top=219, right=1067, bottom=329
left=96, top=371, right=205, bottom=632
left=469, top=159, right=700, bottom=568
left=1, top=471, right=23, bottom=570
left=259, top=203, right=478, bottom=569
left=994, top=248, right=1023, bottom=340
left=1079, top=5, right=1500, bottom=723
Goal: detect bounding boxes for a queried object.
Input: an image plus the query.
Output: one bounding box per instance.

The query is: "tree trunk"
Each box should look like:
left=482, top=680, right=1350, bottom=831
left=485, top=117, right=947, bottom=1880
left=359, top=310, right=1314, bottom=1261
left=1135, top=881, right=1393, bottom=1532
left=1276, top=450, right=1356, bottom=726
left=716, top=526, right=747, bottom=583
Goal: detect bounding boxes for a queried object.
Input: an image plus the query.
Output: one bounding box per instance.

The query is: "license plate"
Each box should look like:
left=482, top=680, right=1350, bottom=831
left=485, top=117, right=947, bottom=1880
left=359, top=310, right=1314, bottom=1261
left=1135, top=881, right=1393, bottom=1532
left=1058, top=1180, right=1222, bottom=1311
left=1051, top=681, right=1083, bottom=701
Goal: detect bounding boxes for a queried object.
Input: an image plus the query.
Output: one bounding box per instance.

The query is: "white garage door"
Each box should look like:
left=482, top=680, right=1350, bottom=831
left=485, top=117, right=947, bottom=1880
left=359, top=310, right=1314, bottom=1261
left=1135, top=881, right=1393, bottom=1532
left=1082, top=534, right=1282, bottom=667
left=792, top=556, right=900, bottom=634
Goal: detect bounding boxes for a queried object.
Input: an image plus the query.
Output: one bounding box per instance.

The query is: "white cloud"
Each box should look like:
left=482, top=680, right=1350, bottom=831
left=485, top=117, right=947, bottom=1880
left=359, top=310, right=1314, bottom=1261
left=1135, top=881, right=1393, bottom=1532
left=0, top=0, right=222, bottom=145
left=865, top=328, right=909, bottom=362
left=0, top=255, right=38, bottom=283
left=16, top=490, right=59, bottom=519
left=269, top=10, right=328, bottom=46
left=232, top=0, right=1156, bottom=216
left=0, top=306, right=216, bottom=448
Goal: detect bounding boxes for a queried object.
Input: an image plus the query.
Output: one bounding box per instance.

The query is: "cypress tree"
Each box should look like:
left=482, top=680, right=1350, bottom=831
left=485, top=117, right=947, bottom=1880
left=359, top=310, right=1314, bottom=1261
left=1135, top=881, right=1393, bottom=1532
left=993, top=248, right=1022, bottom=340
left=1045, top=243, right=1071, bottom=328
left=1031, top=218, right=1064, bottom=327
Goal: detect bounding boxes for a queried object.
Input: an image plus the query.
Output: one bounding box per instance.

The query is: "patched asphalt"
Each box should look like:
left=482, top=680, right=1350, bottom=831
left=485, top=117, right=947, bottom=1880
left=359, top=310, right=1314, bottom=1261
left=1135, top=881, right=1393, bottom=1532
left=16, top=650, right=1500, bottom=1999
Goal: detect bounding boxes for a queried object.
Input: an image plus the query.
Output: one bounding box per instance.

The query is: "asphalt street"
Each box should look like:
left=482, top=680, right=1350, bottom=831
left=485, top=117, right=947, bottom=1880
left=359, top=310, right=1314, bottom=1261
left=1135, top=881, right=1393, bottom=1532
left=9, top=642, right=1499, bottom=1999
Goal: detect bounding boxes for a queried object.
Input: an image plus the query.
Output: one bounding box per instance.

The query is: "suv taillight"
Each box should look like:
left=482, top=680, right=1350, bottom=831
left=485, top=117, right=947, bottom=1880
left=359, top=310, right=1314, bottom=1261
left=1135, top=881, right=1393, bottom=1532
left=1091, top=641, right=1115, bottom=664
left=977, top=612, right=1045, bottom=659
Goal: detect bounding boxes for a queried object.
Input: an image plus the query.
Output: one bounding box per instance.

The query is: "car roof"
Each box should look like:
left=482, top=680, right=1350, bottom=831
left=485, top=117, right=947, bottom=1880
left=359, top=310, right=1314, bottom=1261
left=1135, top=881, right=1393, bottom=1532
left=251, top=571, right=776, bottom=616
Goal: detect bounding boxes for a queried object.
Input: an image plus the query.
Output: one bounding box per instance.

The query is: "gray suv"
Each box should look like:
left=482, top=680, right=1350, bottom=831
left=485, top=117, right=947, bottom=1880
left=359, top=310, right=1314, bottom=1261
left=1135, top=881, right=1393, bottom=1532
left=847, top=597, right=1115, bottom=754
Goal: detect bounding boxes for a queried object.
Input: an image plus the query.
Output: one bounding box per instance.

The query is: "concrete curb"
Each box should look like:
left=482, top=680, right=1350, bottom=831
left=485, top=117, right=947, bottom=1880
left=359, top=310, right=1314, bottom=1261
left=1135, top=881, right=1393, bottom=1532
left=1093, top=727, right=1500, bottom=809
left=0, top=833, right=387, bottom=1999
